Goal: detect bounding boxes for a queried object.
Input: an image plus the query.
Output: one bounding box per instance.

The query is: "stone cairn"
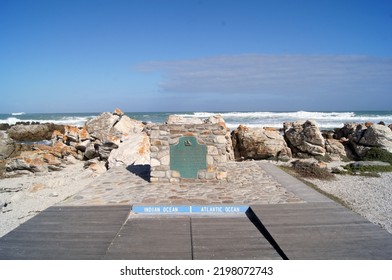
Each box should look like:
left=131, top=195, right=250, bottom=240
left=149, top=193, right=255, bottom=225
left=149, top=115, right=234, bottom=183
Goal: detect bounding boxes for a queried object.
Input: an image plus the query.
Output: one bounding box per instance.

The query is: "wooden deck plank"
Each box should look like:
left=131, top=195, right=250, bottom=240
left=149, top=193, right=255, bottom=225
left=191, top=217, right=282, bottom=260
left=250, top=203, right=392, bottom=259
left=0, top=205, right=130, bottom=260
left=104, top=218, right=192, bottom=260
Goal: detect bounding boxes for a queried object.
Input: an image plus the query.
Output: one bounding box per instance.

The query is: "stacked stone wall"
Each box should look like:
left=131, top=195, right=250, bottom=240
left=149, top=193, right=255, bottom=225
left=150, top=123, right=233, bottom=183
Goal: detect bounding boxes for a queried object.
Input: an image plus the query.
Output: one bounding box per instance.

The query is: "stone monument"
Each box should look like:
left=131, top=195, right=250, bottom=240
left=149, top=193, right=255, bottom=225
left=149, top=115, right=234, bottom=183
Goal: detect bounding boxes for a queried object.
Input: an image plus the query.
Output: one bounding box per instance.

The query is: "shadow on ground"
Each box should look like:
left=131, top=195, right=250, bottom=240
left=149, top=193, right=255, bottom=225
left=126, top=164, right=151, bottom=182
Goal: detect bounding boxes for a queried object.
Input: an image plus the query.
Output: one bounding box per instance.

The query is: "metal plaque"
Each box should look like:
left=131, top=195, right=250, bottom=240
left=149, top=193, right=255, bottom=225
left=170, top=136, right=207, bottom=179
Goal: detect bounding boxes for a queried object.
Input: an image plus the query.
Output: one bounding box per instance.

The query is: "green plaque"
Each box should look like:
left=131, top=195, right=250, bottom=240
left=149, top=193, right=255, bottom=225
left=170, top=136, right=207, bottom=179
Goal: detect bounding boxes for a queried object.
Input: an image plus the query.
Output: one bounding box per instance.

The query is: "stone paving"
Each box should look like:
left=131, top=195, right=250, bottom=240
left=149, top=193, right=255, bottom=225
left=61, top=161, right=304, bottom=206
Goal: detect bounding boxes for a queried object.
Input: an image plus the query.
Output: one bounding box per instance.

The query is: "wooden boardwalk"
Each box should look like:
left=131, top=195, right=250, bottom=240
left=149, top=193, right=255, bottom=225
left=0, top=206, right=130, bottom=260
left=250, top=202, right=392, bottom=259
left=0, top=206, right=280, bottom=260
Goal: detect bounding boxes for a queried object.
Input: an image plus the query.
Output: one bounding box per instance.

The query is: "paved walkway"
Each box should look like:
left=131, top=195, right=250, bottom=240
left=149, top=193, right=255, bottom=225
left=1, top=161, right=392, bottom=260
left=61, top=161, right=303, bottom=206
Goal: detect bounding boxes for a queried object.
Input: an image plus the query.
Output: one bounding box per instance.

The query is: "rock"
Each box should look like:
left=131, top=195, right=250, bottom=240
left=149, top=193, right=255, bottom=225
left=85, top=110, right=144, bottom=145
left=7, top=123, right=65, bottom=141
left=334, top=123, right=357, bottom=140
left=108, top=132, right=150, bottom=167
left=84, top=144, right=99, bottom=160
left=284, top=120, right=326, bottom=156
left=358, top=124, right=392, bottom=153
left=84, top=159, right=107, bottom=174
left=325, top=139, right=347, bottom=159
left=0, top=123, right=11, bottom=131
left=331, top=166, right=346, bottom=173
left=85, top=112, right=120, bottom=141
left=78, top=126, right=90, bottom=141
left=97, top=142, right=119, bottom=160
left=65, top=155, right=78, bottom=165
left=113, top=108, right=125, bottom=116
left=389, top=124, right=392, bottom=131
left=336, top=123, right=392, bottom=158
left=166, top=115, right=203, bottom=124
left=205, top=115, right=227, bottom=127
left=33, top=142, right=78, bottom=159
left=75, top=140, right=91, bottom=153
left=0, top=131, right=15, bottom=160
left=110, top=115, right=144, bottom=140
left=365, top=122, right=373, bottom=127
left=5, top=151, right=49, bottom=174
left=63, top=125, right=80, bottom=143
left=232, top=125, right=292, bottom=160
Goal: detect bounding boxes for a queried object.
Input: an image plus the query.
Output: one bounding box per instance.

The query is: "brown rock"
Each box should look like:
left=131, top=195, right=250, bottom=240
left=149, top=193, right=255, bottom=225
left=7, top=123, right=64, bottom=141
left=232, top=125, right=292, bottom=160
left=113, top=108, right=125, bottom=116
left=284, top=120, right=326, bottom=156
left=325, top=139, right=347, bottom=159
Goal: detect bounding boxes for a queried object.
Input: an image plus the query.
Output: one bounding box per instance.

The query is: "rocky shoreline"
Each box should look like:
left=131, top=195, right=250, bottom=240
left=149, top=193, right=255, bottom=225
left=1, top=108, right=392, bottom=236
left=2, top=109, right=392, bottom=178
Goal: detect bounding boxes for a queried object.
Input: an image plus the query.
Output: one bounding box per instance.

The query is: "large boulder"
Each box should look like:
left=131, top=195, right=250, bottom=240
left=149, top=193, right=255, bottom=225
left=5, top=150, right=64, bottom=176
left=0, top=131, right=15, bottom=160
left=110, top=115, right=144, bottom=140
left=7, top=123, right=64, bottom=141
left=325, top=139, right=347, bottom=159
left=232, top=125, right=292, bottom=160
left=284, top=120, right=326, bottom=156
left=86, top=109, right=144, bottom=144
left=108, top=132, right=150, bottom=168
left=85, top=112, right=120, bottom=142
left=340, top=123, right=392, bottom=158
left=358, top=124, right=392, bottom=153
left=334, top=123, right=357, bottom=140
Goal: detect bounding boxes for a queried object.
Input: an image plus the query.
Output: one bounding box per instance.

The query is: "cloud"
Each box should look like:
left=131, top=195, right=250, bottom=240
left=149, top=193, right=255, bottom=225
left=138, top=54, right=392, bottom=98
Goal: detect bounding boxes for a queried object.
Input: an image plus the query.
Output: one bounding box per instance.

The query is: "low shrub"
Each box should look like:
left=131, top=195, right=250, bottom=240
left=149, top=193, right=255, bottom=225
left=343, top=163, right=392, bottom=177
left=363, top=147, right=392, bottom=164
left=291, top=161, right=335, bottom=180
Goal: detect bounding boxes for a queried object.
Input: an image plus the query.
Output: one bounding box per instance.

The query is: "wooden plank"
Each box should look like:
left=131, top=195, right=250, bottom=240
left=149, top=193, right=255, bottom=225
left=257, top=162, right=331, bottom=203
left=250, top=203, right=392, bottom=259
left=104, top=218, right=192, bottom=260
left=191, top=217, right=281, bottom=260
left=0, top=205, right=130, bottom=260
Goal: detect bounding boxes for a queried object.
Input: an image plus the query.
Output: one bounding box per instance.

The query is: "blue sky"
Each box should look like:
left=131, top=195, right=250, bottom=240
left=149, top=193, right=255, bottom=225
left=0, top=0, right=392, bottom=113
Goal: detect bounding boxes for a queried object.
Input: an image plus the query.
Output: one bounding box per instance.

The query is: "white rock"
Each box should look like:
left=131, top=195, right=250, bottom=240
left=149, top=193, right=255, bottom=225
left=108, top=133, right=150, bottom=168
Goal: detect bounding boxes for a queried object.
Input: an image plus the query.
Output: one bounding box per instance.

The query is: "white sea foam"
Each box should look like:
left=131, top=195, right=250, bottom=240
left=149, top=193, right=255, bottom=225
left=1, top=116, right=96, bottom=126
left=176, top=111, right=392, bottom=130
left=11, top=112, right=26, bottom=116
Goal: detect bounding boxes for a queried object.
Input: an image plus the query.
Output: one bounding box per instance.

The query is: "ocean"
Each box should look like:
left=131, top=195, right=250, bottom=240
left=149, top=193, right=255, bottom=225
left=1, top=111, right=392, bottom=131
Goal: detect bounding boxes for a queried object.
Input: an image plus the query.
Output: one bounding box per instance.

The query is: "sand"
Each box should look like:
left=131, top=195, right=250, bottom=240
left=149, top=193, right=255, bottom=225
left=0, top=161, right=98, bottom=237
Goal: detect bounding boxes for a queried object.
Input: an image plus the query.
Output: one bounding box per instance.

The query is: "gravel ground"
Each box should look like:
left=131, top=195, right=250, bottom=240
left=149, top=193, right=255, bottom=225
left=0, top=162, right=97, bottom=237
left=307, top=173, right=392, bottom=234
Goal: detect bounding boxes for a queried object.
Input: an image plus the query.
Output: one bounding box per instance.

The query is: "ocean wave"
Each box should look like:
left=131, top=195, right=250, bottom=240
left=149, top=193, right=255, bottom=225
left=177, top=111, right=357, bottom=120
left=11, top=112, right=26, bottom=116
left=176, top=111, right=392, bottom=130
left=1, top=116, right=96, bottom=126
